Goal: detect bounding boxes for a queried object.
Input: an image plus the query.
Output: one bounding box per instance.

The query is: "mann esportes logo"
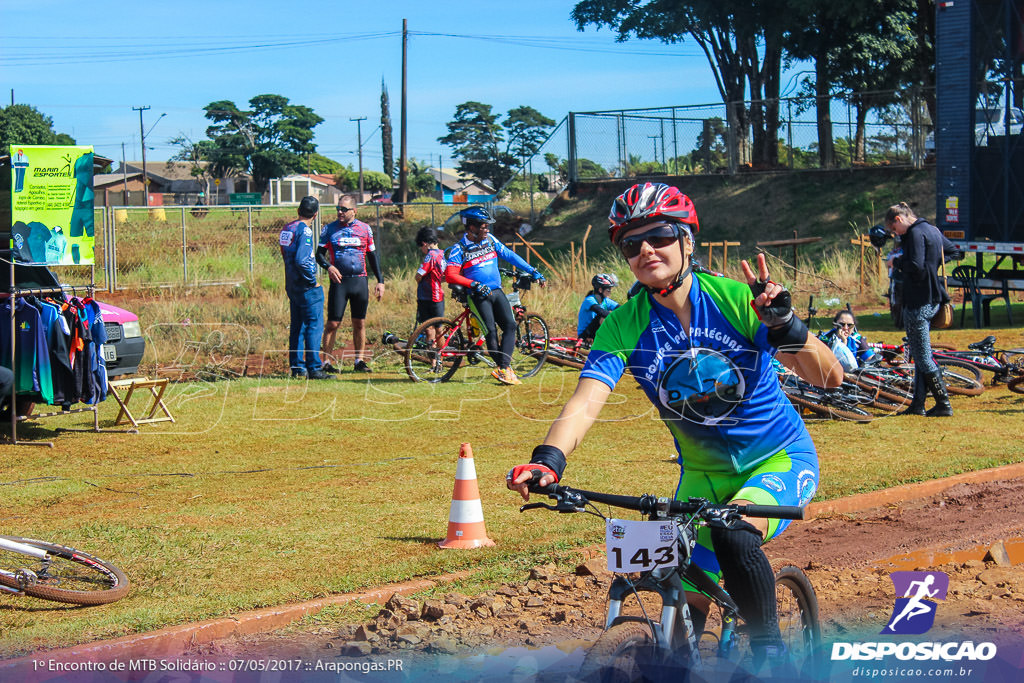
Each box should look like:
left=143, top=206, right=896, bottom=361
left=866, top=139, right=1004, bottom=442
left=881, top=571, right=949, bottom=635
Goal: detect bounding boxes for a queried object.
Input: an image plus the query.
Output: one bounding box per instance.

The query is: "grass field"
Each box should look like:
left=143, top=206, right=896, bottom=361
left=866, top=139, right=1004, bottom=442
left=2, top=321, right=1023, bottom=657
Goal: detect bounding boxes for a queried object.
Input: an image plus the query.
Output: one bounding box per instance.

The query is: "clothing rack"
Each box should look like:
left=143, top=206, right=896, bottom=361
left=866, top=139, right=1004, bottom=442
left=5, top=262, right=116, bottom=447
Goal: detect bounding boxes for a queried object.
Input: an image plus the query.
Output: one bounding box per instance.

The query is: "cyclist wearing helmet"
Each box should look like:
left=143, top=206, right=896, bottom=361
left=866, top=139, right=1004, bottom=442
left=508, top=182, right=841, bottom=673
left=445, top=206, right=545, bottom=386
left=577, top=273, right=620, bottom=342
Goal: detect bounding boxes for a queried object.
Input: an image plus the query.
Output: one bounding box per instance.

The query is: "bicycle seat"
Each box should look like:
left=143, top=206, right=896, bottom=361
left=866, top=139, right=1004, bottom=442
left=449, top=284, right=468, bottom=304
left=968, top=336, right=996, bottom=351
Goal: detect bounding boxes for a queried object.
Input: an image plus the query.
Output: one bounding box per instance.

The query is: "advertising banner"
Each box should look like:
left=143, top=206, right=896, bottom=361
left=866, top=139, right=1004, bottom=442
left=8, top=144, right=95, bottom=265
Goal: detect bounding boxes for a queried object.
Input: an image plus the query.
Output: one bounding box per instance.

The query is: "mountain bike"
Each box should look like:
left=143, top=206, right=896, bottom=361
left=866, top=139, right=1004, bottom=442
left=0, top=535, right=129, bottom=605
left=519, top=481, right=821, bottom=682
left=777, top=366, right=875, bottom=422
left=926, top=335, right=1024, bottom=392
left=545, top=334, right=591, bottom=370
left=870, top=342, right=987, bottom=396
left=404, top=271, right=548, bottom=382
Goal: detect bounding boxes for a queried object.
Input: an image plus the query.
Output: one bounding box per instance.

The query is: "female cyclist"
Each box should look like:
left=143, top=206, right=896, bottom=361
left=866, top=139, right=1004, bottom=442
left=819, top=310, right=878, bottom=372
left=507, top=182, right=841, bottom=672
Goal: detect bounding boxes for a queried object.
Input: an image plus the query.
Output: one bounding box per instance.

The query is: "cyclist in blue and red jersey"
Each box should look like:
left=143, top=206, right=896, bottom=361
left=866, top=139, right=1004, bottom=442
left=444, top=206, right=545, bottom=385
left=414, top=226, right=446, bottom=342
left=280, top=196, right=327, bottom=379
left=507, top=183, right=841, bottom=674
left=317, top=195, right=385, bottom=373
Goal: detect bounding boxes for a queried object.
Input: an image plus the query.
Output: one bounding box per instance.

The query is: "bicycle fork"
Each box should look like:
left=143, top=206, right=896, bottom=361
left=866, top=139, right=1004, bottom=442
left=605, top=570, right=703, bottom=668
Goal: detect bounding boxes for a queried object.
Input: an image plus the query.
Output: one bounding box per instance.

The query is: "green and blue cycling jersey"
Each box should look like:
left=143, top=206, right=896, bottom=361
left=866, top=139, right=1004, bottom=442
left=581, top=271, right=819, bottom=578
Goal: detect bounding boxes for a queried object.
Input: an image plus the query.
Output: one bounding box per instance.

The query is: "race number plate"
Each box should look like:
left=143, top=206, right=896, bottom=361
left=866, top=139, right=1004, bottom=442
left=102, top=344, right=117, bottom=362
left=605, top=519, right=678, bottom=572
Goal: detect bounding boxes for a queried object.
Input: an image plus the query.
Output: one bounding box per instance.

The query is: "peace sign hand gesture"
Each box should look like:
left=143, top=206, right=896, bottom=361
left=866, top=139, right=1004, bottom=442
left=740, top=253, right=794, bottom=329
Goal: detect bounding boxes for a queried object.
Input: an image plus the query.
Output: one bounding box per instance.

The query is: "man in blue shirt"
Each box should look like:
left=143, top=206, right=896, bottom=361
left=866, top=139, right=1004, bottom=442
left=279, top=196, right=328, bottom=379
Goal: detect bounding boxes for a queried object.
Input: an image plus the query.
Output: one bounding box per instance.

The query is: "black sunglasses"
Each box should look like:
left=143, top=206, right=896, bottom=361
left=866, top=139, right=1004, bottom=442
left=337, top=206, right=354, bottom=212
left=619, top=225, right=680, bottom=259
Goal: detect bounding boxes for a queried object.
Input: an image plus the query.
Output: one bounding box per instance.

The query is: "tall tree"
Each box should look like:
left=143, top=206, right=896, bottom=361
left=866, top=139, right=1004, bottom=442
left=438, top=102, right=555, bottom=190
left=572, top=0, right=786, bottom=168
left=167, top=133, right=215, bottom=196
left=381, top=80, right=395, bottom=180
left=202, top=94, right=323, bottom=192
left=0, top=104, right=75, bottom=150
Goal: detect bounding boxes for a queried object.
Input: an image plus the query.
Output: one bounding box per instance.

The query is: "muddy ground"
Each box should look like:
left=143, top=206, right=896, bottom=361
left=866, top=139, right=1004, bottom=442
left=185, top=478, right=1024, bottom=678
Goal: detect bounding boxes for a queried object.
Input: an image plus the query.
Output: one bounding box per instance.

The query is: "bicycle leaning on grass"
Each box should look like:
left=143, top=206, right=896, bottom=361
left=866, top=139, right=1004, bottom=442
left=404, top=269, right=549, bottom=382
left=519, top=479, right=822, bottom=682
left=0, top=535, right=129, bottom=605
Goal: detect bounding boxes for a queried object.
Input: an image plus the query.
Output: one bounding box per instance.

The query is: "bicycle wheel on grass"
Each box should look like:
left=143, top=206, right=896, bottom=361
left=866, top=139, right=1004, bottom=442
left=404, top=317, right=464, bottom=383
left=1007, top=373, right=1024, bottom=395
left=510, top=314, right=549, bottom=379
left=937, top=359, right=984, bottom=396
left=577, top=621, right=659, bottom=683
left=546, top=339, right=589, bottom=370
left=0, top=536, right=129, bottom=605
left=783, top=384, right=873, bottom=423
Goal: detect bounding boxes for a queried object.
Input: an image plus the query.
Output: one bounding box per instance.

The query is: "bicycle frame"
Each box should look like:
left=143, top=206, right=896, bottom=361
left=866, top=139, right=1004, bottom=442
left=0, top=536, right=48, bottom=593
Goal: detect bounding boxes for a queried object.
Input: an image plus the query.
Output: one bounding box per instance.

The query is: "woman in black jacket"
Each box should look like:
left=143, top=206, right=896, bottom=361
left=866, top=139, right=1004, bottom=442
left=885, top=202, right=961, bottom=416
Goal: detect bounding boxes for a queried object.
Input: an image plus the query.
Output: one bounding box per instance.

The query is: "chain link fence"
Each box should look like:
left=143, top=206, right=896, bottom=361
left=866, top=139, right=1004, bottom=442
left=501, top=89, right=934, bottom=187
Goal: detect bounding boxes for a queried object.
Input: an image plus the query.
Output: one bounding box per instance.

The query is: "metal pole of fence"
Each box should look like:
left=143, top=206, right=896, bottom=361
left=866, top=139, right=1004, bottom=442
left=567, top=112, right=577, bottom=187
left=529, top=158, right=535, bottom=224
left=616, top=113, right=623, bottom=176
left=671, top=107, right=678, bottom=175
left=787, top=100, right=794, bottom=170
left=848, top=101, right=854, bottom=166
left=431, top=203, right=435, bottom=225
left=181, top=206, right=188, bottom=284
left=247, top=206, right=254, bottom=273
left=111, top=207, right=118, bottom=292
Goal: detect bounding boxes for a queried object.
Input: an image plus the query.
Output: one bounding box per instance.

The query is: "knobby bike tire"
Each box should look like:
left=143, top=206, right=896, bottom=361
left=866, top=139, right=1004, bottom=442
left=510, top=314, right=549, bottom=378
left=936, top=359, right=985, bottom=396
left=784, top=387, right=873, bottom=423
left=847, top=372, right=913, bottom=407
left=577, top=621, right=658, bottom=683
left=0, top=536, right=129, bottom=605
left=1007, top=373, right=1024, bottom=395
left=404, top=317, right=464, bottom=383
left=775, top=566, right=823, bottom=678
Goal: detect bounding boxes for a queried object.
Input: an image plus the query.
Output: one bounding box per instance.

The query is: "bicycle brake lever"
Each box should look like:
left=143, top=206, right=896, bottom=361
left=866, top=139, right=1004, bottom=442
left=520, top=502, right=559, bottom=513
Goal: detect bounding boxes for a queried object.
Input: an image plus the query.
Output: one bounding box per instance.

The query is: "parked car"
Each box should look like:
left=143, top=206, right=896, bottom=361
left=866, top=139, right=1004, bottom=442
left=99, top=303, right=144, bottom=377
left=925, top=106, right=1024, bottom=154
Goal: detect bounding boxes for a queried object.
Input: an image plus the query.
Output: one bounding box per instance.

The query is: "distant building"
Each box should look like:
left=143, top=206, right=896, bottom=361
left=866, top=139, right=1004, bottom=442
left=110, top=161, right=253, bottom=205
left=429, top=168, right=495, bottom=203
left=268, top=173, right=344, bottom=206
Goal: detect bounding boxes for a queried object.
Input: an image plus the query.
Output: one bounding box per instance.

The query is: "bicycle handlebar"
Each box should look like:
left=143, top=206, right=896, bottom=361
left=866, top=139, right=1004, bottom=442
left=525, top=481, right=805, bottom=520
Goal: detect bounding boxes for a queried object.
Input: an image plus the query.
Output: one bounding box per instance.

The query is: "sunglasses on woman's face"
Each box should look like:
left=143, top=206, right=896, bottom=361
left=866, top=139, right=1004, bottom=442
left=619, top=225, right=680, bottom=259
left=837, top=322, right=855, bottom=329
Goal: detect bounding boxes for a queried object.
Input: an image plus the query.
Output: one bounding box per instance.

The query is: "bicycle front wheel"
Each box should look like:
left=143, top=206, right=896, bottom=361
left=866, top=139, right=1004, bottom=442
left=937, top=359, right=984, bottom=396
left=404, top=317, right=464, bottom=383
left=775, top=566, right=822, bottom=677
left=577, top=621, right=659, bottom=683
left=510, top=314, right=549, bottom=379
left=0, top=536, right=129, bottom=605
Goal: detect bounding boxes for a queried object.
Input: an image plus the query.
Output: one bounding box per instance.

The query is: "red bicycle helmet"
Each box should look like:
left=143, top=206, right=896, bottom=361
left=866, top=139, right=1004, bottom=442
left=608, top=183, right=699, bottom=245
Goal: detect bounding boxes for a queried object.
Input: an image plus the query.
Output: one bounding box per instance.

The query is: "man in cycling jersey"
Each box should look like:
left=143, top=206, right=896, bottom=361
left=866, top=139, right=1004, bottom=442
left=280, top=196, right=328, bottom=380
left=507, top=182, right=841, bottom=673
left=444, top=206, right=545, bottom=385
left=577, top=273, right=620, bottom=343
left=317, top=195, right=385, bottom=373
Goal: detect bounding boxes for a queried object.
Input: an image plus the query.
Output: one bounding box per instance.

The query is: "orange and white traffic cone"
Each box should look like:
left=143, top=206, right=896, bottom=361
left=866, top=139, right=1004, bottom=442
left=438, top=442, right=496, bottom=549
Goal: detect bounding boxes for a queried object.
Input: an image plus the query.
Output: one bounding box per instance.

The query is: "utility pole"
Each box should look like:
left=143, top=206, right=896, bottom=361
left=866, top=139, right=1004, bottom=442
left=350, top=116, right=367, bottom=201
left=133, top=106, right=151, bottom=206
left=398, top=18, right=409, bottom=204
left=648, top=135, right=659, bottom=163
left=121, top=142, right=129, bottom=204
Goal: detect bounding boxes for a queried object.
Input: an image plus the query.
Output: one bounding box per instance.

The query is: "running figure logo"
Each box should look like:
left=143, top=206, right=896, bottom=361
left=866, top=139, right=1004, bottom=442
left=881, top=571, right=949, bottom=635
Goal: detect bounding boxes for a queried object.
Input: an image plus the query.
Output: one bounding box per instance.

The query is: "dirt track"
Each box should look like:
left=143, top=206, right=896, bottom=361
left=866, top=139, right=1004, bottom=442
left=193, top=477, right=1024, bottom=665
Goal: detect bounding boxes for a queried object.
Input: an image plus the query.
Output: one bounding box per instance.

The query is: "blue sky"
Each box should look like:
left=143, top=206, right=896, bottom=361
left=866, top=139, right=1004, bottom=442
left=2, top=0, right=725, bottom=173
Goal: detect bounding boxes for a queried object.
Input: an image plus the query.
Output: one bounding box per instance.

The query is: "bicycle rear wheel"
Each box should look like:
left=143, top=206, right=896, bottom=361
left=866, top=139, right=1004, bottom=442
left=404, top=317, right=464, bottom=383
left=0, top=536, right=129, bottom=605
left=783, top=383, right=873, bottom=423
left=510, top=314, right=549, bottom=378
left=937, top=359, right=984, bottom=396
left=1007, top=373, right=1024, bottom=395
left=577, top=621, right=660, bottom=683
